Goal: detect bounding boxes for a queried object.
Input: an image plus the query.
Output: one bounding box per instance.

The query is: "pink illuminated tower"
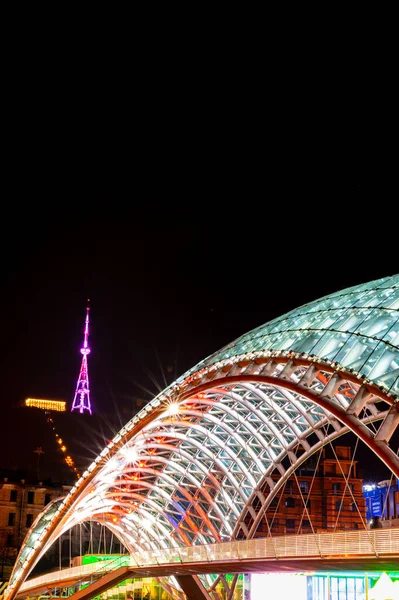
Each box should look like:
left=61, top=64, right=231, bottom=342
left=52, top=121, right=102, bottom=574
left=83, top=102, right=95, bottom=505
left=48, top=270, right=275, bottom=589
left=71, top=299, right=92, bottom=414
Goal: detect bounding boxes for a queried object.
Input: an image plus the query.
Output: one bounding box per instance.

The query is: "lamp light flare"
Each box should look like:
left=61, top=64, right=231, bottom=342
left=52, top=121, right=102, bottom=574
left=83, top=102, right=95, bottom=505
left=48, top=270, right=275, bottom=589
left=121, top=446, right=139, bottom=464
left=164, top=402, right=179, bottom=417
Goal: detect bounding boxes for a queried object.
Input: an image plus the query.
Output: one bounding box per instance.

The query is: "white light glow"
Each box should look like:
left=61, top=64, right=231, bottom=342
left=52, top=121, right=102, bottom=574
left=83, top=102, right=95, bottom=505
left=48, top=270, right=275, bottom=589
left=121, top=446, right=139, bottom=464
left=165, top=403, right=179, bottom=417
left=141, top=515, right=155, bottom=528
left=251, top=573, right=307, bottom=600
left=369, top=573, right=399, bottom=600
left=96, top=471, right=118, bottom=486
left=104, top=457, right=119, bottom=472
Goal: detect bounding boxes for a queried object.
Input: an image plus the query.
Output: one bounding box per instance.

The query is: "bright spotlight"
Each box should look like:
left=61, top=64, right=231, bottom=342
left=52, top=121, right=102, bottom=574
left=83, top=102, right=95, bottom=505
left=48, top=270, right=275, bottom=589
left=165, top=403, right=179, bottom=417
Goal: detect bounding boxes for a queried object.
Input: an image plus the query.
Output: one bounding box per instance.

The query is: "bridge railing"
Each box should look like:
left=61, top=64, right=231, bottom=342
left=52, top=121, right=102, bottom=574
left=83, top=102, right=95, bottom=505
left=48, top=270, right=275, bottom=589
left=129, top=528, right=399, bottom=566
left=19, top=528, right=399, bottom=595
left=20, top=555, right=129, bottom=594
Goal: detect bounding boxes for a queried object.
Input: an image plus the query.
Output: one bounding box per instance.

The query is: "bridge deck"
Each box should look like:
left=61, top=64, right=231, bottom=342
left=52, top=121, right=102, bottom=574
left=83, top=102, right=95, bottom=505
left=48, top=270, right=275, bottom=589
left=16, top=528, right=399, bottom=598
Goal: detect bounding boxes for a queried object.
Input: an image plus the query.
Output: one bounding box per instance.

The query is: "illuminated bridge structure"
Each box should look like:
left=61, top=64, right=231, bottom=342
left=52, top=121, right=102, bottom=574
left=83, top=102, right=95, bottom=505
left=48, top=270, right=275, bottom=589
left=5, top=274, right=399, bottom=600
left=13, top=528, right=399, bottom=600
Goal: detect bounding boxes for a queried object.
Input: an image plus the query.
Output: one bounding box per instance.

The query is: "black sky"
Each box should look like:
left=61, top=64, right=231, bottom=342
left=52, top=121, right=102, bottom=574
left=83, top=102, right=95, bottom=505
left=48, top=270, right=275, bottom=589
left=0, top=178, right=397, bottom=484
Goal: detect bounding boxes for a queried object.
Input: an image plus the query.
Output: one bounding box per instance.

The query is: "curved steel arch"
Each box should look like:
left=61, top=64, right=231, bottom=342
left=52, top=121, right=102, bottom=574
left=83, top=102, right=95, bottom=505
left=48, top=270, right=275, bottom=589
left=6, top=275, right=399, bottom=600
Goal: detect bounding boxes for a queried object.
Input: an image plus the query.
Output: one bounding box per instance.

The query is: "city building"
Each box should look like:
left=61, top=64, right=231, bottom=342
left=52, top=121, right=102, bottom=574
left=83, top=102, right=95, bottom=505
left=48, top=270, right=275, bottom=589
left=0, top=477, right=71, bottom=578
left=249, top=445, right=367, bottom=537
left=25, top=398, right=66, bottom=412
left=0, top=475, right=119, bottom=580
left=251, top=571, right=399, bottom=600
left=363, top=478, right=399, bottom=527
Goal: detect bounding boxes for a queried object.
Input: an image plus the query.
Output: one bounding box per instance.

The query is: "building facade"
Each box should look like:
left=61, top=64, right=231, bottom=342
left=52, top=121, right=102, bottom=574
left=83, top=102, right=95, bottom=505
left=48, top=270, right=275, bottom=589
left=0, top=475, right=124, bottom=581
left=251, top=445, right=367, bottom=536
left=0, top=478, right=71, bottom=578
left=363, top=478, right=399, bottom=527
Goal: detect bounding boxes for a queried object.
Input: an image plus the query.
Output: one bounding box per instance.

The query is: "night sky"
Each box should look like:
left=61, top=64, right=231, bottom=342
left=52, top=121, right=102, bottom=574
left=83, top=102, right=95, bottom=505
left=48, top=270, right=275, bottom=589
left=1, top=181, right=397, bottom=484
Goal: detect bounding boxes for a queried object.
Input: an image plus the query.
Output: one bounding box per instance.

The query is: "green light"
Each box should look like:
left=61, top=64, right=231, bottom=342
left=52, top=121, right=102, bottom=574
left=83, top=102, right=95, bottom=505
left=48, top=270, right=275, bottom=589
left=81, top=554, right=129, bottom=566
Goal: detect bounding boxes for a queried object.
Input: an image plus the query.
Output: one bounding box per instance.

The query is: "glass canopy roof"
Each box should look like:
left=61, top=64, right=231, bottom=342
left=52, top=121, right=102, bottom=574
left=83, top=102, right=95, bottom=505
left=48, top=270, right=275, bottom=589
left=178, top=273, right=399, bottom=397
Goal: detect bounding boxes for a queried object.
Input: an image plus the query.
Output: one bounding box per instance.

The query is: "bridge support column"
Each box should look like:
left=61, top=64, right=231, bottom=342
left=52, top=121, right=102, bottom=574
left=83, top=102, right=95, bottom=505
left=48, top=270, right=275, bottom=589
left=175, top=575, right=213, bottom=600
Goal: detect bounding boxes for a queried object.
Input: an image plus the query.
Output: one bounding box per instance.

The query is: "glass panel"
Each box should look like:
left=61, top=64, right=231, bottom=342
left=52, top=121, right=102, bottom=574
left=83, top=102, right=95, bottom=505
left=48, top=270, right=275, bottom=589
left=356, top=577, right=365, bottom=598
left=312, top=331, right=348, bottom=359
left=334, top=336, right=379, bottom=370
left=358, top=309, right=397, bottom=338
left=361, top=342, right=393, bottom=379
left=383, top=318, right=399, bottom=344
left=290, top=330, right=325, bottom=354
left=316, top=308, right=354, bottom=331
left=332, top=308, right=371, bottom=333
left=331, top=577, right=338, bottom=600
left=389, top=373, right=399, bottom=396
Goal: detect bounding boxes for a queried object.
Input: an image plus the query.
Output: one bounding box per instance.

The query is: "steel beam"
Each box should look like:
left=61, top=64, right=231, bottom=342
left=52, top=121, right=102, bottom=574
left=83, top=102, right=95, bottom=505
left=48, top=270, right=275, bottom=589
left=175, top=575, right=213, bottom=600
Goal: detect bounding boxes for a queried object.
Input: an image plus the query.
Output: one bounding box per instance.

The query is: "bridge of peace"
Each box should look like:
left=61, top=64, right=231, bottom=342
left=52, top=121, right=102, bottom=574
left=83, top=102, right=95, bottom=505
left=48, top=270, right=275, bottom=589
left=4, top=275, right=399, bottom=600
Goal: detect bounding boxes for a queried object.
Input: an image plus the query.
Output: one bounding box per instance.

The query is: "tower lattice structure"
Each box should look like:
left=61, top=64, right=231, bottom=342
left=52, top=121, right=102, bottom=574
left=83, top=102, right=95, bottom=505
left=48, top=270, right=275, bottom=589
left=71, top=300, right=92, bottom=414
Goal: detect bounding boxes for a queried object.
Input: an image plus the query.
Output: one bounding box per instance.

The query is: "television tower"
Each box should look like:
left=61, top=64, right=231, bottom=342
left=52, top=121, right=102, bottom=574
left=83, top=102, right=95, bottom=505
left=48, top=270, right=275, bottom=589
left=71, top=299, right=92, bottom=414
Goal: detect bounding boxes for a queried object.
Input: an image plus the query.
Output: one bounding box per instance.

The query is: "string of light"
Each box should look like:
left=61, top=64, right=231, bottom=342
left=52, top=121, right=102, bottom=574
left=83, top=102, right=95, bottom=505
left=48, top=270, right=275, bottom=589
left=45, top=411, right=81, bottom=479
